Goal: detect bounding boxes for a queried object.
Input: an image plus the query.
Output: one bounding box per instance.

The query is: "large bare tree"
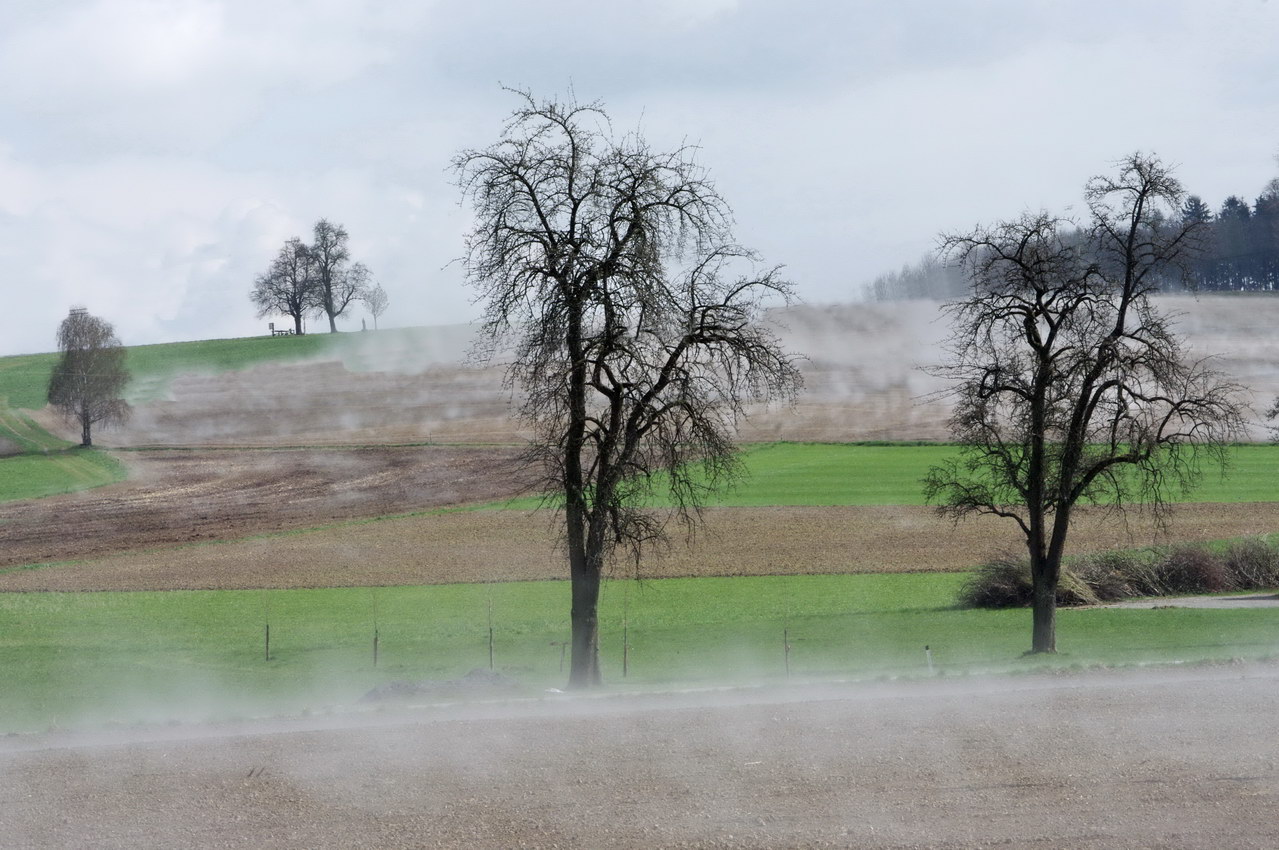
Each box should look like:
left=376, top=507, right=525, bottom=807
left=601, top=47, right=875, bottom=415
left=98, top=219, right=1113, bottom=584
left=47, top=307, right=131, bottom=447
left=456, top=90, right=801, bottom=687
left=250, top=237, right=318, bottom=335
left=924, top=153, right=1244, bottom=654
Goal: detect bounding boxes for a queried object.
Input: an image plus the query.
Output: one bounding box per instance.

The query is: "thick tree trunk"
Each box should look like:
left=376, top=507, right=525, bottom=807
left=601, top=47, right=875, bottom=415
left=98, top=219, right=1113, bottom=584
left=1030, top=571, right=1057, bottom=653
left=567, top=561, right=602, bottom=688
left=327, top=312, right=337, bottom=333
left=563, top=290, right=599, bottom=688
left=80, top=412, right=92, bottom=447
left=293, top=314, right=303, bottom=335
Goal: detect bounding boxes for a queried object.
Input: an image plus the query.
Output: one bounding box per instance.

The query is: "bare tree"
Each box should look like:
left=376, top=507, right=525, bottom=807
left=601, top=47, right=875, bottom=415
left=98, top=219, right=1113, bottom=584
left=924, top=153, right=1245, bottom=654
left=250, top=237, right=318, bottom=335
left=361, top=282, right=389, bottom=329
left=456, top=90, right=801, bottom=687
left=47, top=307, right=131, bottom=447
left=310, top=219, right=370, bottom=332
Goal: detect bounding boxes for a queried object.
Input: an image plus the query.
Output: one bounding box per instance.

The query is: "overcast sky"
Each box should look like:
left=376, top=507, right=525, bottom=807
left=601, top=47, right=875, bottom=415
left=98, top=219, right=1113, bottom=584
left=1, top=0, right=1275, bottom=356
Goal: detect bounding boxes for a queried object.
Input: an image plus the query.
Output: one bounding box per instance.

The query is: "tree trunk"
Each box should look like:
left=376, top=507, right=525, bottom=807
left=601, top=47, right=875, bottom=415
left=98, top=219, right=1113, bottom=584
left=563, top=289, right=598, bottom=688
left=293, top=314, right=303, bottom=335
left=327, top=311, right=337, bottom=333
left=1029, top=556, right=1058, bottom=654
left=567, top=562, right=602, bottom=688
left=80, top=412, right=92, bottom=447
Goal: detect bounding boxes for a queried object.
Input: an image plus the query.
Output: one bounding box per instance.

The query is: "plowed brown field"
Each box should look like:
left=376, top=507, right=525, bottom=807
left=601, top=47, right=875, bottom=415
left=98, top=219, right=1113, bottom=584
left=4, top=495, right=1277, bottom=591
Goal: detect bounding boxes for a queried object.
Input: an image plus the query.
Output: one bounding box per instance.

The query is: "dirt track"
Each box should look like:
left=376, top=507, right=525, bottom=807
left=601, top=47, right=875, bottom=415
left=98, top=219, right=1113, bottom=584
left=3, top=665, right=1276, bottom=849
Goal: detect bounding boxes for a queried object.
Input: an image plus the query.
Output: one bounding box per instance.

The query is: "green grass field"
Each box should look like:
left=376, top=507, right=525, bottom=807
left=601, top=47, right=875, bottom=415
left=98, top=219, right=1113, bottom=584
left=0, top=450, right=125, bottom=502
left=0, top=573, right=1274, bottom=733
left=0, top=326, right=454, bottom=408
left=717, top=442, right=1279, bottom=505
left=0, top=332, right=350, bottom=409
left=499, top=442, right=1279, bottom=509
left=0, top=407, right=126, bottom=500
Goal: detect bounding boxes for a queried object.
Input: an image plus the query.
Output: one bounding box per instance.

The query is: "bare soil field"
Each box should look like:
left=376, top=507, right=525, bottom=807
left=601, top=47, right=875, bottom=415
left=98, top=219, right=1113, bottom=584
left=0, top=446, right=526, bottom=571
left=3, top=497, right=1277, bottom=591
left=2, top=665, right=1276, bottom=849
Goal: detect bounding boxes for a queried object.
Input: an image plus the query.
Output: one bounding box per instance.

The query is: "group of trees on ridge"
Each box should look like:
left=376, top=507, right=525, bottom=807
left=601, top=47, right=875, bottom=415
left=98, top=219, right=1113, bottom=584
left=250, top=219, right=389, bottom=334
left=867, top=177, right=1279, bottom=300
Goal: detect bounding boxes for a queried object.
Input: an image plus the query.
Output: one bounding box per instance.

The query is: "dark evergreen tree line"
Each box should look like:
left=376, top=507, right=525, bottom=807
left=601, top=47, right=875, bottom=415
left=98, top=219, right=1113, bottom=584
left=867, top=174, right=1279, bottom=300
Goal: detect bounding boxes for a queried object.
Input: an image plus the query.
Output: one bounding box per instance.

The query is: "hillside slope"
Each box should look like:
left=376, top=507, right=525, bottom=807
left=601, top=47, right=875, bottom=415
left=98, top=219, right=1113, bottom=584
left=25, top=295, right=1279, bottom=448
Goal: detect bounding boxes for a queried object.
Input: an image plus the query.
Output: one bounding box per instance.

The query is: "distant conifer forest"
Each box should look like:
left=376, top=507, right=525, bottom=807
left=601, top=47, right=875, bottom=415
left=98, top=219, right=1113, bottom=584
left=866, top=175, right=1279, bottom=300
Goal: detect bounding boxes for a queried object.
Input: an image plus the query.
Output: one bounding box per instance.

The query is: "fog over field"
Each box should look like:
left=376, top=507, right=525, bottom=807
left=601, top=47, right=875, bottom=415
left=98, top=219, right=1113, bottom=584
left=4, top=667, right=1278, bottom=849
left=52, top=295, right=1279, bottom=449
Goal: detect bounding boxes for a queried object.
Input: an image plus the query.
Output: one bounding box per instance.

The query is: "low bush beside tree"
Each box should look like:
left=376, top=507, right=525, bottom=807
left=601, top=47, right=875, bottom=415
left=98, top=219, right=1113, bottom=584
left=961, top=537, right=1279, bottom=608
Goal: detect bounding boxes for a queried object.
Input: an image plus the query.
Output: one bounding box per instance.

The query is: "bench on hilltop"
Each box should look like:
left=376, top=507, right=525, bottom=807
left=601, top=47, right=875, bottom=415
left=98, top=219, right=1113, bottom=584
left=268, top=322, right=296, bottom=337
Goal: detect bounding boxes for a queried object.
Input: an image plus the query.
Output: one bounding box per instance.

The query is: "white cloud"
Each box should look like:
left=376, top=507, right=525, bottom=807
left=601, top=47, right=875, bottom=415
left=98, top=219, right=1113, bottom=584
left=1, top=0, right=1277, bottom=356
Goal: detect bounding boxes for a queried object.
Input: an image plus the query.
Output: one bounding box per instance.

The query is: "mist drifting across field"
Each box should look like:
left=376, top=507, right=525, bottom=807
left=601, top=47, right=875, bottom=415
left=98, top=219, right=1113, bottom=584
left=3, top=665, right=1278, bottom=848
left=66, top=294, right=1279, bottom=449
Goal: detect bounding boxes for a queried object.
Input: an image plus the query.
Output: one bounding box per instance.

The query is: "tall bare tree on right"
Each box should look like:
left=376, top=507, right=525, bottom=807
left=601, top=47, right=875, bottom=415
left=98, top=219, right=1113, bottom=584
left=924, top=153, right=1245, bottom=654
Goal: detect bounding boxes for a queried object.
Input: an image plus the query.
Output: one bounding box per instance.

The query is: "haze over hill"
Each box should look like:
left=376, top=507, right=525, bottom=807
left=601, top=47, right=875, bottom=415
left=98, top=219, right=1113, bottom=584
left=30, top=296, right=1279, bottom=448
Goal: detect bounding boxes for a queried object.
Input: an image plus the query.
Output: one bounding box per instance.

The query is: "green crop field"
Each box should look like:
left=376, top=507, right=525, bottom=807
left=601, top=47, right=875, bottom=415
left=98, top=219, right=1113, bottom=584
left=0, top=573, right=1274, bottom=733
left=499, top=441, right=1279, bottom=509
left=716, top=442, right=1279, bottom=506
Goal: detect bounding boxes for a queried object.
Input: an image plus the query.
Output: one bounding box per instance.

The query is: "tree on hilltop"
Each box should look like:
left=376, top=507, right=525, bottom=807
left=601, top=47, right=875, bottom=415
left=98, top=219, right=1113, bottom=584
left=251, top=220, right=373, bottom=333
left=310, top=219, right=370, bottom=332
left=251, top=237, right=319, bottom=335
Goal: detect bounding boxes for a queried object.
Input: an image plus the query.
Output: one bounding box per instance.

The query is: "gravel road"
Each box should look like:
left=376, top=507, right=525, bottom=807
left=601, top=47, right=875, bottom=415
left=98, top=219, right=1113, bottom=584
left=2, top=664, right=1276, bottom=848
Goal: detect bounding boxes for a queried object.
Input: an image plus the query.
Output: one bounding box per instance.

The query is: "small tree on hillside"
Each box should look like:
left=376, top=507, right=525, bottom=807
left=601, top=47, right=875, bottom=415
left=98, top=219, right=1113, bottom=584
left=456, top=90, right=801, bottom=687
left=250, top=237, right=318, bottom=335
left=925, top=153, right=1244, bottom=654
left=47, top=308, right=131, bottom=447
left=361, top=282, right=389, bottom=329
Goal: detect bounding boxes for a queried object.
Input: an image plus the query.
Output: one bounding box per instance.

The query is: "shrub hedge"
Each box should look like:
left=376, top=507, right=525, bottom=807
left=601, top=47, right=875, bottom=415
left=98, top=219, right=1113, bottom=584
left=961, top=537, right=1279, bottom=608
